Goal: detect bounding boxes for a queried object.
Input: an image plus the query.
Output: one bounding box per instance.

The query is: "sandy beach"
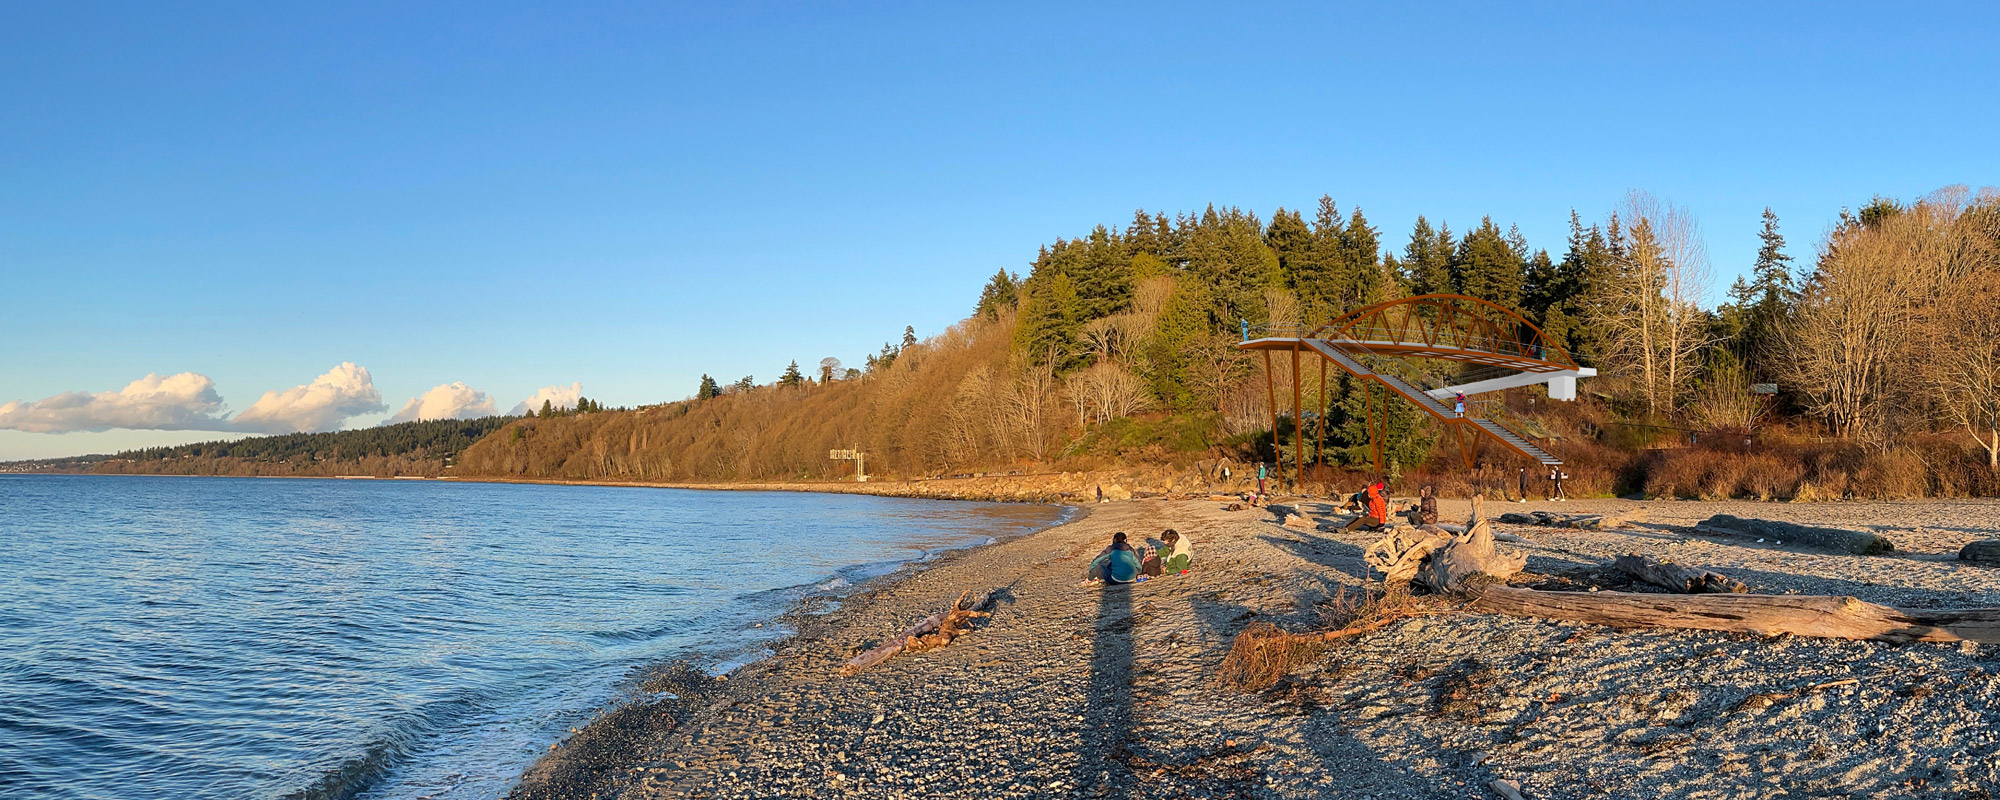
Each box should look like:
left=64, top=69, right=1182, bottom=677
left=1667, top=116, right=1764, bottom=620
left=509, top=495, right=2000, bottom=800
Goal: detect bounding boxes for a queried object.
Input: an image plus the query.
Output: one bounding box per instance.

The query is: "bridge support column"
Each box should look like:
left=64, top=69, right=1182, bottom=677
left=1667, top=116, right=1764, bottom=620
left=1316, top=358, right=1327, bottom=471
left=1291, top=344, right=1303, bottom=491
left=1262, top=351, right=1277, bottom=488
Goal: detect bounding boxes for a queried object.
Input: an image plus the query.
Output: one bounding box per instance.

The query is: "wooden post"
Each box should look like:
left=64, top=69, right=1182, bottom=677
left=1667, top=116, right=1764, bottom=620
left=1316, top=356, right=1327, bottom=470
left=1291, top=344, right=1304, bottom=491
left=1263, top=351, right=1278, bottom=474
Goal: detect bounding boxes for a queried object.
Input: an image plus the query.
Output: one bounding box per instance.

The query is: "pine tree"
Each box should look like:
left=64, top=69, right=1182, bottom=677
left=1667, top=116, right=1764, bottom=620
left=1338, top=207, right=1382, bottom=308
left=1401, top=217, right=1454, bottom=297
left=901, top=326, right=918, bottom=349
left=1731, top=207, right=1796, bottom=379
left=696, top=374, right=720, bottom=401
left=780, top=360, right=804, bottom=386
left=540, top=399, right=556, bottom=417
left=974, top=270, right=1020, bottom=319
left=1452, top=217, right=1525, bottom=309
left=1012, top=270, right=1082, bottom=366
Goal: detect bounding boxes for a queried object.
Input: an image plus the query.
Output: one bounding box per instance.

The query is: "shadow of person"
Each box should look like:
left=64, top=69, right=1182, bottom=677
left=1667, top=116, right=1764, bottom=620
left=1074, top=580, right=1136, bottom=797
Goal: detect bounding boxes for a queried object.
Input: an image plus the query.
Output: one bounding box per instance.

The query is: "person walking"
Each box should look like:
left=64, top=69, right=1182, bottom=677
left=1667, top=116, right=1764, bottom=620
left=1517, top=467, right=1529, bottom=504
left=1549, top=467, right=1568, bottom=501
left=1256, top=462, right=1268, bottom=499
left=1454, top=391, right=1467, bottom=417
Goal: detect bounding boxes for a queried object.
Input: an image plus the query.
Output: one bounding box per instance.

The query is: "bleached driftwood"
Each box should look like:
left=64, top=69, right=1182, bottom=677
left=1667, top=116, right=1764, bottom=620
left=1694, top=514, right=1895, bottom=555
left=840, top=589, right=998, bottom=675
left=1364, top=518, right=1525, bottom=594
left=1613, top=554, right=1749, bottom=594
left=1467, top=586, right=2000, bottom=644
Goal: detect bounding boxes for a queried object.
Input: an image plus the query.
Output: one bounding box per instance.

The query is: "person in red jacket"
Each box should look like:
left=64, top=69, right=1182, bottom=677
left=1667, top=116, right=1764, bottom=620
left=1343, top=480, right=1388, bottom=530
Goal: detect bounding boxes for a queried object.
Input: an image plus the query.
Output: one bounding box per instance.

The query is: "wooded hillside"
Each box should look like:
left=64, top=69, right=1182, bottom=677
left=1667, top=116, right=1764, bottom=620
left=454, top=187, right=2000, bottom=497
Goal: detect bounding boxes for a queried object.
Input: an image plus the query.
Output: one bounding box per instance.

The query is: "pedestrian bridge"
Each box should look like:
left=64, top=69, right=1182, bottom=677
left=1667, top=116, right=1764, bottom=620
left=1238, top=294, right=1596, bottom=480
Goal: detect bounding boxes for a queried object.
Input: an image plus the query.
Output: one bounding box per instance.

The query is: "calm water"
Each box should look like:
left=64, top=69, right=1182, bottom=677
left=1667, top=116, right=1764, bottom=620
left=0, top=475, right=1064, bottom=800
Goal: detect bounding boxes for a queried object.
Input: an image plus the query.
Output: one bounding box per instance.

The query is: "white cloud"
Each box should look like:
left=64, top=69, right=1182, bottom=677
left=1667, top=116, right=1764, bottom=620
left=230, top=362, right=388, bottom=434
left=0, top=372, right=229, bottom=433
left=510, top=382, right=582, bottom=416
left=387, top=382, right=499, bottom=424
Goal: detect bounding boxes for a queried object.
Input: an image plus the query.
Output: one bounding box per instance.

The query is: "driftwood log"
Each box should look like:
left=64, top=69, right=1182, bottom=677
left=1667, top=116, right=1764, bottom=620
left=1613, top=554, right=1749, bottom=594
left=1468, top=586, right=2000, bottom=644
left=1695, top=514, right=1895, bottom=555
left=1364, top=519, right=1525, bottom=594
left=840, top=589, right=998, bottom=675
left=1960, top=540, right=2000, bottom=564
left=1497, top=509, right=1646, bottom=530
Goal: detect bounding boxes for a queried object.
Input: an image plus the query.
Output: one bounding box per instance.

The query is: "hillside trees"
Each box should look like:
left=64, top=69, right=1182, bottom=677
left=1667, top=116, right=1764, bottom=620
left=1786, top=187, right=2000, bottom=442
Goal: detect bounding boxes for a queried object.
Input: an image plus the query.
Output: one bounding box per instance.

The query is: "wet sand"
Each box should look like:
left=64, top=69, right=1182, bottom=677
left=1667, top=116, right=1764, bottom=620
left=509, top=496, right=2000, bottom=799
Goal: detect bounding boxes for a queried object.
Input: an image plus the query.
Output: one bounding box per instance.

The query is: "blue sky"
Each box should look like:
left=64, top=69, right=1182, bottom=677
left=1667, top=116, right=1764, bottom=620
left=3, top=2, right=1996, bottom=459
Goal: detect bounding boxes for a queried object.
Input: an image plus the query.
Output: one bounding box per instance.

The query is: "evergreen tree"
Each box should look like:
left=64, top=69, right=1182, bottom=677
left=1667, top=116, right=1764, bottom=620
left=1401, top=217, right=1454, bottom=297
left=696, top=374, right=720, bottom=401
left=1012, top=269, right=1083, bottom=366
left=901, top=326, right=918, bottom=349
left=973, top=270, right=1020, bottom=319
left=780, top=360, right=804, bottom=387
left=1337, top=206, right=1382, bottom=308
left=540, top=399, right=555, bottom=417
left=1722, top=207, right=1796, bottom=379
left=1451, top=217, right=1525, bottom=309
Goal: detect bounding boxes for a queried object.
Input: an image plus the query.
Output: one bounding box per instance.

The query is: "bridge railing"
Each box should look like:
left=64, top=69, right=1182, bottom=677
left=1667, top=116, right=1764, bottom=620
left=1242, top=321, right=1565, bottom=366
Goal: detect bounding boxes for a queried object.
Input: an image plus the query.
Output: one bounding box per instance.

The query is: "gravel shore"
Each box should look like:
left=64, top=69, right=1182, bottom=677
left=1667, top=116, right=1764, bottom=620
left=510, top=496, right=2000, bottom=799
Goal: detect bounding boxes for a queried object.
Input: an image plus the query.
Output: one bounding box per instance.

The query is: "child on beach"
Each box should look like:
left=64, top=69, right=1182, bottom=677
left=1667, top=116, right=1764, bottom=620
left=1142, top=529, right=1195, bottom=576
left=1085, top=532, right=1143, bottom=584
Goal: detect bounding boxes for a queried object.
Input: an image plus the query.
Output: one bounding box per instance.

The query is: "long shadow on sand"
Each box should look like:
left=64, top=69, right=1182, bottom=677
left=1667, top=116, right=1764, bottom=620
left=1259, top=532, right=1373, bottom=582
left=1074, top=578, right=1136, bottom=795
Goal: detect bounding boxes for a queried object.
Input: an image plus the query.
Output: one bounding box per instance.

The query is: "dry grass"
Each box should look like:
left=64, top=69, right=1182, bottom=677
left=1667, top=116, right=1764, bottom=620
left=1215, top=585, right=1432, bottom=692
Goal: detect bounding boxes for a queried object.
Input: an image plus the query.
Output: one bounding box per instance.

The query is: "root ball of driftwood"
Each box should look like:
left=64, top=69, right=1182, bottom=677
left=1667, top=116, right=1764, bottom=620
left=1364, top=521, right=1524, bottom=594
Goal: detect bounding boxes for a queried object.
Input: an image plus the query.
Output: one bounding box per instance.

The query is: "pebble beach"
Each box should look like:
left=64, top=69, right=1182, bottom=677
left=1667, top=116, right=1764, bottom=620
left=509, top=495, right=2000, bottom=799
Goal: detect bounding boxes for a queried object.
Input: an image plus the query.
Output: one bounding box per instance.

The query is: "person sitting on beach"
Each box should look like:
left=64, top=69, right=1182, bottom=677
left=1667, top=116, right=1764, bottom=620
left=1157, top=529, right=1193, bottom=574
left=1342, top=480, right=1388, bottom=531
left=1143, top=528, right=1195, bottom=576
left=1416, top=484, right=1440, bottom=525
left=1086, top=531, right=1143, bottom=584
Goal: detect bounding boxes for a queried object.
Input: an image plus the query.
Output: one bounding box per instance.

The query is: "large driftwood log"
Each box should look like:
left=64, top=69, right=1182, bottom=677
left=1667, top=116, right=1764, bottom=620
left=1364, top=520, right=1524, bottom=594
left=1469, top=586, right=2000, bottom=644
left=840, top=589, right=998, bottom=675
left=1960, top=540, right=2000, bottom=565
left=1695, top=514, right=1895, bottom=555
left=1497, top=509, right=1646, bottom=530
left=1613, top=554, right=1749, bottom=594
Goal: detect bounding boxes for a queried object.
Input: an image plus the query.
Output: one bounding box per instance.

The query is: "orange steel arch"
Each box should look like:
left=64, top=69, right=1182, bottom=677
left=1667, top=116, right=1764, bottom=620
left=1306, top=293, right=1579, bottom=371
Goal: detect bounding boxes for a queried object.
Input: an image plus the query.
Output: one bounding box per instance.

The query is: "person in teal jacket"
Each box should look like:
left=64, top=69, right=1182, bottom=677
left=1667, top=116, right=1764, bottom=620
left=1086, top=532, right=1143, bottom=583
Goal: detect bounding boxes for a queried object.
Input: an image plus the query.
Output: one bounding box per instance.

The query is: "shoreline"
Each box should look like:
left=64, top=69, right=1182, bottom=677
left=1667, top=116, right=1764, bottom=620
left=505, top=495, right=2000, bottom=799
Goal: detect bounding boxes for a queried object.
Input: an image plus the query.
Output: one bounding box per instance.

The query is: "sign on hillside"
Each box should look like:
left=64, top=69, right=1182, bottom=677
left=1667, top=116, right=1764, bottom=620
left=829, top=449, right=859, bottom=460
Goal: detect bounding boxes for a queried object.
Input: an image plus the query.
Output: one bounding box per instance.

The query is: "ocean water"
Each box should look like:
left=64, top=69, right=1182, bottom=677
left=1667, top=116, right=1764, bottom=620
left=0, top=475, right=1065, bottom=800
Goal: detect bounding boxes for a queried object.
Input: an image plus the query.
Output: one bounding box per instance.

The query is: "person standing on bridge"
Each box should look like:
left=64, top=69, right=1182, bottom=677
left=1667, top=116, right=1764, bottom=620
left=1454, top=391, right=1467, bottom=417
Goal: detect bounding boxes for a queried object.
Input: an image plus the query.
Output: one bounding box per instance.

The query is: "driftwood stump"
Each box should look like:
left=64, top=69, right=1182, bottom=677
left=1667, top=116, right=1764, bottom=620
left=1365, top=519, right=1524, bottom=594
left=1614, top=554, right=1749, bottom=594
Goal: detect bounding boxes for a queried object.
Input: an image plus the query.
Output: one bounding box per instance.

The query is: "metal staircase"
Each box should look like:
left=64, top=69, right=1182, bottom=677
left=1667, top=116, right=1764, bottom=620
left=1299, top=335, right=1562, bottom=466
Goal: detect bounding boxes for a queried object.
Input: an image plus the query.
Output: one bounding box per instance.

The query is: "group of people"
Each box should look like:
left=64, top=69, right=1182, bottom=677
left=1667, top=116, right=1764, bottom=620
left=1085, top=529, right=1194, bottom=584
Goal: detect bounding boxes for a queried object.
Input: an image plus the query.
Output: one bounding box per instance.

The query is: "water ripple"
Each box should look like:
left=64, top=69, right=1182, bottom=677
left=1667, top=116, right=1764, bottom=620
left=0, top=476, right=1062, bottom=800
